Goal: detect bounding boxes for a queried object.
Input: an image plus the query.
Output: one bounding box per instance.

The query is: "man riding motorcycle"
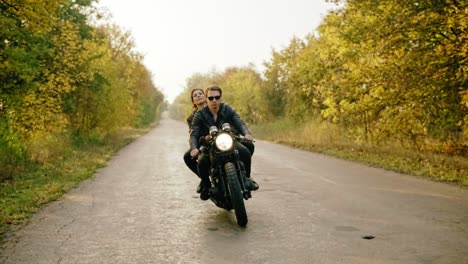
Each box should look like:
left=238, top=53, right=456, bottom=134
left=190, top=85, right=259, bottom=200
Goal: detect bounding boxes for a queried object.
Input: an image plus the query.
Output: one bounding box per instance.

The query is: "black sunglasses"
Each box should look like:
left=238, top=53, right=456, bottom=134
left=208, top=95, right=221, bottom=101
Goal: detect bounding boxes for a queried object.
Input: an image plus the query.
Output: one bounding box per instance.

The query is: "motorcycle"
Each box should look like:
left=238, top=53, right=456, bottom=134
left=199, top=123, right=254, bottom=227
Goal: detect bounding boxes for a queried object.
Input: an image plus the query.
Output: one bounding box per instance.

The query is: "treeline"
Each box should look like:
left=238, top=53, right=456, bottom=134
left=171, top=0, right=467, bottom=155
left=0, top=0, right=165, bottom=181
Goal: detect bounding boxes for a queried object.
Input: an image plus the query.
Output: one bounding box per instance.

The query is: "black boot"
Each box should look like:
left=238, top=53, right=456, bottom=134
left=245, top=178, right=259, bottom=191
left=251, top=179, right=259, bottom=190
left=199, top=180, right=210, bottom=200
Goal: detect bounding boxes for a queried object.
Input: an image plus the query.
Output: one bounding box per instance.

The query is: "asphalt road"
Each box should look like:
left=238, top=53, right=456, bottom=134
left=1, top=116, right=468, bottom=264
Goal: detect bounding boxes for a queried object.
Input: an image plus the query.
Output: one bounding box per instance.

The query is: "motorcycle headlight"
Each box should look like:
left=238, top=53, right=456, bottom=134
left=215, top=133, right=234, bottom=151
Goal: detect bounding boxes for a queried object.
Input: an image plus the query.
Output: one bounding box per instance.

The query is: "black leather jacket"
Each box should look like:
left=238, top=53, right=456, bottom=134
left=190, top=103, right=250, bottom=150
left=186, top=110, right=198, bottom=147
left=186, top=110, right=197, bottom=133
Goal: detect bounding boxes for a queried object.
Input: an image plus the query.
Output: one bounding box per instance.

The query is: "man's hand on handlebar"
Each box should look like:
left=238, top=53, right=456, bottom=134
left=244, top=134, right=254, bottom=142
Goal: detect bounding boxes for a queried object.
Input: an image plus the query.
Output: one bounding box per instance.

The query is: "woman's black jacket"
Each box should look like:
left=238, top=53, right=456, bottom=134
left=186, top=110, right=196, bottom=133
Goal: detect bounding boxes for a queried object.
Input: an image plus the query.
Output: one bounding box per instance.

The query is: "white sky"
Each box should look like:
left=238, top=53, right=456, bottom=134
left=96, top=0, right=334, bottom=103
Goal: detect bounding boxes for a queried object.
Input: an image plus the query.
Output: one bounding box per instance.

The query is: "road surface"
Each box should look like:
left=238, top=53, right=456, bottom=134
left=1, top=116, right=468, bottom=264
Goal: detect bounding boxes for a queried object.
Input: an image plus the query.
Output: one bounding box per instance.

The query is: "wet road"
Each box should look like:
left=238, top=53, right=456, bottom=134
left=1, top=116, right=468, bottom=264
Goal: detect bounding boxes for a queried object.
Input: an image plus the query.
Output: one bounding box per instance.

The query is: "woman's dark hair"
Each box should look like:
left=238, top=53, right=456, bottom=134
left=190, top=88, right=204, bottom=110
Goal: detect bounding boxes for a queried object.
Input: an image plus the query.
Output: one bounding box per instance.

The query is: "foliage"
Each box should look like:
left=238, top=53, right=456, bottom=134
left=0, top=0, right=165, bottom=181
left=170, top=66, right=269, bottom=124
left=169, top=72, right=220, bottom=120
left=252, top=118, right=468, bottom=187
left=0, top=123, right=24, bottom=182
left=221, top=66, right=266, bottom=124
left=169, top=0, right=467, bottom=185
left=257, top=0, right=467, bottom=153
left=0, top=126, right=151, bottom=237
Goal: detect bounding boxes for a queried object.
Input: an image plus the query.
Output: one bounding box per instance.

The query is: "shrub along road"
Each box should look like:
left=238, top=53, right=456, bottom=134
left=1, top=116, right=468, bottom=263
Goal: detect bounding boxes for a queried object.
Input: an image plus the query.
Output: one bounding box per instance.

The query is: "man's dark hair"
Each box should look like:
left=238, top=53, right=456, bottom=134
left=205, top=85, right=222, bottom=97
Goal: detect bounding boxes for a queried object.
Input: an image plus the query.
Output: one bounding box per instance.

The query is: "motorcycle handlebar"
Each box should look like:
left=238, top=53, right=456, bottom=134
left=234, top=134, right=255, bottom=143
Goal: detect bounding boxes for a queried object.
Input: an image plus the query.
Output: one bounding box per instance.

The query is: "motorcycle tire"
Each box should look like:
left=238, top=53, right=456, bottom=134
left=225, top=162, right=248, bottom=227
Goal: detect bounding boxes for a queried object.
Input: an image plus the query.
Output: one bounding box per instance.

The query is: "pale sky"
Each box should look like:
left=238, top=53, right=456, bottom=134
left=96, top=0, right=335, bottom=103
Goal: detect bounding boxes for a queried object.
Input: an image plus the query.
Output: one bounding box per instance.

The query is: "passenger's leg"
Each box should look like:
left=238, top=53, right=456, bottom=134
left=183, top=149, right=199, bottom=176
left=197, top=153, right=211, bottom=200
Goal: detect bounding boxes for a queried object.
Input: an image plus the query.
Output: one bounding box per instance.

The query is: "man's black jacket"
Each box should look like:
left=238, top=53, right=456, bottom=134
left=190, top=103, right=250, bottom=150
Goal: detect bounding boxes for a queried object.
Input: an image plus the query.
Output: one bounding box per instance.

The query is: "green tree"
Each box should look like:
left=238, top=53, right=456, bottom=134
left=222, top=66, right=265, bottom=124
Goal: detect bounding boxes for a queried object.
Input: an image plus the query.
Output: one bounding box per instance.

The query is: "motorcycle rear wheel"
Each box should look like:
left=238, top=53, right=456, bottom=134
left=225, top=162, right=248, bottom=227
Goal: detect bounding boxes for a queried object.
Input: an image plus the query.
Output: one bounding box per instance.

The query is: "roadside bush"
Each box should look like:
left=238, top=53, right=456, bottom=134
left=26, top=132, right=71, bottom=164
left=0, top=133, right=25, bottom=182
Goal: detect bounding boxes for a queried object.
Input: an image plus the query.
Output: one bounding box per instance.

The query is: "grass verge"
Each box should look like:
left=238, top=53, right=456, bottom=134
left=251, top=119, right=468, bottom=187
left=0, top=126, right=152, bottom=239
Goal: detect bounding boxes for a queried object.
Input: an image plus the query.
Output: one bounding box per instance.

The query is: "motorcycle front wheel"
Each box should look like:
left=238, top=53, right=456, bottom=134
left=225, top=162, right=248, bottom=227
